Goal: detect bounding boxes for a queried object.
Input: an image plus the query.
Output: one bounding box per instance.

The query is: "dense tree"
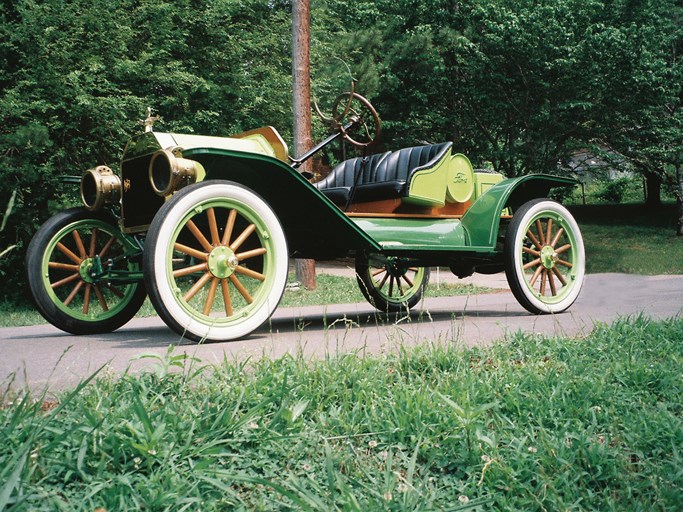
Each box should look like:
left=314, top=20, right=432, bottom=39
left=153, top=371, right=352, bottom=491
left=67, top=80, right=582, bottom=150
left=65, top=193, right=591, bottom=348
left=1, top=0, right=681, bottom=300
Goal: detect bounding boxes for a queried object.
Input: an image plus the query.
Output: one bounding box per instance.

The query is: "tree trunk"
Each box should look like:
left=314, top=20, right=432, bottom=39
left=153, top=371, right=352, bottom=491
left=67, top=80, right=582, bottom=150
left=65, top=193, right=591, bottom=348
left=292, top=0, right=316, bottom=289
left=676, top=162, right=683, bottom=236
left=644, top=171, right=662, bottom=207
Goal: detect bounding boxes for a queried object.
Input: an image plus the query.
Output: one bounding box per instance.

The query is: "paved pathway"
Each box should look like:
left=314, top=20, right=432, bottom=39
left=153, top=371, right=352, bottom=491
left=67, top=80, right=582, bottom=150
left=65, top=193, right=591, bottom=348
left=1, top=271, right=681, bottom=395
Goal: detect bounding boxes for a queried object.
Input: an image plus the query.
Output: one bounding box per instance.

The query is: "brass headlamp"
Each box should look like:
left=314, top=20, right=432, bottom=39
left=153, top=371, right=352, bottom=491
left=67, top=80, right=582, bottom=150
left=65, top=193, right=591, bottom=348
left=80, top=165, right=122, bottom=211
left=148, top=147, right=203, bottom=196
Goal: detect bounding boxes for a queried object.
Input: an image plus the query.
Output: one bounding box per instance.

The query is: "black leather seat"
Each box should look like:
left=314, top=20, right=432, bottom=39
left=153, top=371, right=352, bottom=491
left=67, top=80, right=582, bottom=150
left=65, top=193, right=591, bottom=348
left=315, top=142, right=452, bottom=205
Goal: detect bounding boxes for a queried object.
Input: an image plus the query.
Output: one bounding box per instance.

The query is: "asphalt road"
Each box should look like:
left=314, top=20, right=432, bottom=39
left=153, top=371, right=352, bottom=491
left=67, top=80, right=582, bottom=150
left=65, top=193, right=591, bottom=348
left=1, top=273, right=681, bottom=394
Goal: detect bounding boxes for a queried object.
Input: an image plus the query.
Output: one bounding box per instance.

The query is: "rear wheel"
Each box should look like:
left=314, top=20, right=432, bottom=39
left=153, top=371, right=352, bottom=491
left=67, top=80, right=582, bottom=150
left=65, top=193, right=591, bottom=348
left=355, top=255, right=429, bottom=312
left=143, top=181, right=288, bottom=342
left=25, top=208, right=146, bottom=334
left=504, top=199, right=585, bottom=314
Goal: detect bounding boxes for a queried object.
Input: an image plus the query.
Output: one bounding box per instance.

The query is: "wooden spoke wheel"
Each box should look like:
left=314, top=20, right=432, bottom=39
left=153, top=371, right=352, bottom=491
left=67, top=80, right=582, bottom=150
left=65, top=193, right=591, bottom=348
left=355, top=255, right=429, bottom=312
left=505, top=199, right=585, bottom=314
left=25, top=208, right=146, bottom=334
left=143, top=181, right=288, bottom=342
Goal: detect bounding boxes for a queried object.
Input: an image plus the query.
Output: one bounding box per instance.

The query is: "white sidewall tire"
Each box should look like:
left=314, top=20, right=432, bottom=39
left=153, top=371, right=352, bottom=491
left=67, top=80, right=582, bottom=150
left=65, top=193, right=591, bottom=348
left=145, top=181, right=288, bottom=341
left=507, top=199, right=585, bottom=314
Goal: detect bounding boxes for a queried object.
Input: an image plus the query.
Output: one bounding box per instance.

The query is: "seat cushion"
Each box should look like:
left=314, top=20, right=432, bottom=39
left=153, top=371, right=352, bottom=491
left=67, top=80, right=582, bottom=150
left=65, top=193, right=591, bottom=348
left=315, top=142, right=452, bottom=205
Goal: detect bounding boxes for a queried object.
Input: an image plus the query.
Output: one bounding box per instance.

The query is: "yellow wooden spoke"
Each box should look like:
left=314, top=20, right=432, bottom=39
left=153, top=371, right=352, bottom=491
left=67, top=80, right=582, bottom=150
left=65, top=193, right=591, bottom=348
left=51, top=272, right=81, bottom=289
left=94, top=285, right=109, bottom=311
left=89, top=227, right=98, bottom=258
left=221, top=209, right=237, bottom=246
left=221, top=279, right=233, bottom=316
left=49, top=262, right=80, bottom=272
left=82, top=284, right=92, bottom=314
left=235, top=247, right=267, bottom=261
left=555, top=243, right=572, bottom=254
left=557, top=259, right=573, bottom=268
left=523, top=258, right=541, bottom=270
left=174, top=242, right=208, bottom=261
left=230, top=224, right=256, bottom=252
left=229, top=274, right=253, bottom=303
left=536, top=219, right=546, bottom=246
left=183, top=271, right=213, bottom=302
left=550, top=227, right=564, bottom=248
left=235, top=265, right=265, bottom=281
left=173, top=262, right=209, bottom=278
left=205, top=208, right=220, bottom=247
left=548, top=270, right=557, bottom=296
left=106, top=284, right=124, bottom=298
left=551, top=266, right=567, bottom=286
left=529, top=265, right=543, bottom=287
left=99, top=236, right=116, bottom=259
left=203, top=278, right=219, bottom=315
left=56, top=242, right=82, bottom=265
left=186, top=219, right=214, bottom=253
left=396, top=278, right=404, bottom=297
left=526, top=229, right=543, bottom=251
left=376, top=271, right=390, bottom=290
left=72, top=230, right=87, bottom=259
left=64, top=281, right=84, bottom=306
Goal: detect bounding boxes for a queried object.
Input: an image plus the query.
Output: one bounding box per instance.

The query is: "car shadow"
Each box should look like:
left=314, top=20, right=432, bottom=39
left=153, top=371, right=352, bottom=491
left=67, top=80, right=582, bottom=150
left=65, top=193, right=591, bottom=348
left=8, top=304, right=529, bottom=350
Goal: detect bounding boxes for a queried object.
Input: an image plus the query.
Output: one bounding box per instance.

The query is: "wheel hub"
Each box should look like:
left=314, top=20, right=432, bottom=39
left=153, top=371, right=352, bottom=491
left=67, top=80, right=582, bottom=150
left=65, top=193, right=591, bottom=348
left=540, top=245, right=558, bottom=269
left=79, top=258, right=95, bottom=284
left=208, top=246, right=238, bottom=278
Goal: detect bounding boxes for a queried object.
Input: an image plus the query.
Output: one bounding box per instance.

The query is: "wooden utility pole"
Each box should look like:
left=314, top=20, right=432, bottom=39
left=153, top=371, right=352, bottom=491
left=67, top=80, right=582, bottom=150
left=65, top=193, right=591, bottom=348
left=292, top=0, right=316, bottom=289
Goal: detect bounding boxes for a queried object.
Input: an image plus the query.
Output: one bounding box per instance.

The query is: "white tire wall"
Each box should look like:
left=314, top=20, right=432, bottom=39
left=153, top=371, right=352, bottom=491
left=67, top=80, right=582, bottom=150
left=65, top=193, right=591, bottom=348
left=505, top=199, right=585, bottom=314
left=144, top=181, right=288, bottom=342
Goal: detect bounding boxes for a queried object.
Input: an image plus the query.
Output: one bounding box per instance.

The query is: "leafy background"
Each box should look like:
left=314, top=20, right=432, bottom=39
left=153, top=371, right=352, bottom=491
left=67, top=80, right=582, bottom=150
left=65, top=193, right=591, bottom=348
left=1, top=0, right=681, bottom=301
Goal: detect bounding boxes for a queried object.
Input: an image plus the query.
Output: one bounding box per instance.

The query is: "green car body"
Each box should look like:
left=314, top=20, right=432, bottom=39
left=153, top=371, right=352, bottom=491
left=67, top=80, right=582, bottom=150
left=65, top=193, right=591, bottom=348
left=26, top=120, right=585, bottom=342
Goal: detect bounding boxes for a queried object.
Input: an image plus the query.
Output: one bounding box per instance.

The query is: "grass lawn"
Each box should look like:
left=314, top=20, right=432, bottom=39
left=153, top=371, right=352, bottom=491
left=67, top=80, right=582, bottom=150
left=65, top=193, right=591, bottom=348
left=570, top=203, right=683, bottom=275
left=2, top=316, right=681, bottom=510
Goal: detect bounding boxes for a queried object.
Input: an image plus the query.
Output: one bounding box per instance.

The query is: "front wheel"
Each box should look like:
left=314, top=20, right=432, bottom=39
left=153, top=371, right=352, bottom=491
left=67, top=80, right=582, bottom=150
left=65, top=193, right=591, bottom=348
left=355, top=255, right=430, bottom=312
left=25, top=208, right=147, bottom=334
left=504, top=199, right=585, bottom=314
left=143, top=181, right=288, bottom=342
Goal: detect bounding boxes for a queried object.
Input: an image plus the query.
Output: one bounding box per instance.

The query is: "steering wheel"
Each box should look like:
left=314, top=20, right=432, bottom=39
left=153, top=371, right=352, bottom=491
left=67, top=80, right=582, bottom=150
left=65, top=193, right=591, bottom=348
left=316, top=90, right=382, bottom=148
left=332, top=92, right=382, bottom=148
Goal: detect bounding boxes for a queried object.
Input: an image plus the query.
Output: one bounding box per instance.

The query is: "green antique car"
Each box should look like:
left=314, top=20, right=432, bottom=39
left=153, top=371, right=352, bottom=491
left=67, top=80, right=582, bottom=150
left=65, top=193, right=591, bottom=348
left=25, top=93, right=585, bottom=342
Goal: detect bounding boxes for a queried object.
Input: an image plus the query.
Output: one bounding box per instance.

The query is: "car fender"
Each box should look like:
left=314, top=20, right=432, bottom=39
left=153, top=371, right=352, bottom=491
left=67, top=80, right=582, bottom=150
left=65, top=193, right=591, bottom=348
left=183, top=147, right=381, bottom=257
left=461, top=174, right=576, bottom=250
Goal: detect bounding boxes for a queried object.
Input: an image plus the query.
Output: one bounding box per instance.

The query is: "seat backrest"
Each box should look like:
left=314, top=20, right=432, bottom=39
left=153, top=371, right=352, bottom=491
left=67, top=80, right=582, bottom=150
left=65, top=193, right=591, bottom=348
left=375, top=142, right=452, bottom=183
left=314, top=151, right=390, bottom=189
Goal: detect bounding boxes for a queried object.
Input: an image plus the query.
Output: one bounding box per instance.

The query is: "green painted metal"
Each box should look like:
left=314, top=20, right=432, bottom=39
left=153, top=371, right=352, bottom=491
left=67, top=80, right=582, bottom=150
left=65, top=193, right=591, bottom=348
left=351, top=217, right=467, bottom=252
left=119, top=131, right=574, bottom=259
left=462, top=174, right=576, bottom=250
left=183, top=147, right=382, bottom=256
left=406, top=150, right=450, bottom=206
left=446, top=154, right=475, bottom=203
left=208, top=246, right=237, bottom=279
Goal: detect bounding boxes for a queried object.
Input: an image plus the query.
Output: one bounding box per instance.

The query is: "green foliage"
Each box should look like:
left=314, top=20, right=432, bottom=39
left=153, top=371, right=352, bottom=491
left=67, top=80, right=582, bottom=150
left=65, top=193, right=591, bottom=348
left=595, top=177, right=637, bottom=203
left=1, top=316, right=681, bottom=509
left=0, top=0, right=296, bottom=302
left=2, top=0, right=682, bottom=302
